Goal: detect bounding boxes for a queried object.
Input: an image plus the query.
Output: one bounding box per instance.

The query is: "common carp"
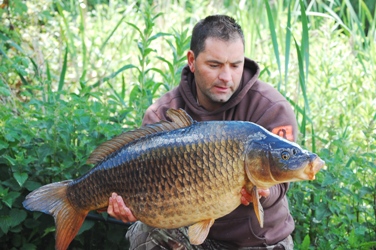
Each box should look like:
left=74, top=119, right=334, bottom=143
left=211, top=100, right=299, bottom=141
left=23, top=108, right=324, bottom=250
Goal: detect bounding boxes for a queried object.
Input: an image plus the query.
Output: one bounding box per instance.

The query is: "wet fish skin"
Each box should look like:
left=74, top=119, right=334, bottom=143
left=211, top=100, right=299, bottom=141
left=68, top=121, right=248, bottom=228
left=22, top=109, right=324, bottom=250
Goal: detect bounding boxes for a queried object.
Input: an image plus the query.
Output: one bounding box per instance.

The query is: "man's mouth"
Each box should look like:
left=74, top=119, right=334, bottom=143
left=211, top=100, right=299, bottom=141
left=213, top=85, right=230, bottom=93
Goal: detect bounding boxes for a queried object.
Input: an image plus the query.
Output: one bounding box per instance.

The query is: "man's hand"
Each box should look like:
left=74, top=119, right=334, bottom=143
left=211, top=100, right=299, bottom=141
left=240, top=187, right=270, bottom=206
left=107, top=192, right=137, bottom=223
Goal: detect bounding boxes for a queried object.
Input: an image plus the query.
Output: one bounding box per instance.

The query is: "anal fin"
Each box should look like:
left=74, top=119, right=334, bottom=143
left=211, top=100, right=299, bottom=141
left=55, top=206, right=86, bottom=250
left=188, top=218, right=215, bottom=245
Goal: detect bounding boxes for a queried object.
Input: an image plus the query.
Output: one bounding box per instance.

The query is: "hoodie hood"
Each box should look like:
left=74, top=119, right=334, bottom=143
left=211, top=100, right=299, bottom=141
left=178, top=57, right=260, bottom=120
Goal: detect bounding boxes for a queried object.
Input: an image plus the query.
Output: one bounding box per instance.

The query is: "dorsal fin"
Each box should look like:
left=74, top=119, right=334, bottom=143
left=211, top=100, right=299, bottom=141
left=166, top=108, right=194, bottom=127
left=86, top=108, right=194, bottom=164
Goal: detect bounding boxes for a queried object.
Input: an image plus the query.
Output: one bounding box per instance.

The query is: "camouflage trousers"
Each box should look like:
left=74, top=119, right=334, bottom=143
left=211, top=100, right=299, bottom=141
left=126, top=221, right=294, bottom=250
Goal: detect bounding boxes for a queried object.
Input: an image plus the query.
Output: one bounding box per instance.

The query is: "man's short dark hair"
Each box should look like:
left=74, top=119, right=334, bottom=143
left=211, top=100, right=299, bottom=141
left=190, top=15, right=245, bottom=57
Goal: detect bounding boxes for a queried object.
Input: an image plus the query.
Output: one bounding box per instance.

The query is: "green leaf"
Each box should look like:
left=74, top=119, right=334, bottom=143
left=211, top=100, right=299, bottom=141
left=284, top=0, right=292, bottom=92
left=360, top=241, right=376, bottom=248
left=37, top=143, right=54, bottom=162
left=148, top=32, right=171, bottom=42
left=315, top=203, right=331, bottom=221
left=24, top=180, right=42, bottom=191
left=42, top=226, right=56, bottom=237
left=0, top=140, right=9, bottom=150
left=0, top=33, right=9, bottom=41
left=358, top=186, right=373, bottom=198
left=264, top=0, right=281, bottom=90
left=100, top=15, right=127, bottom=52
left=348, top=228, right=359, bottom=246
left=3, top=155, right=16, bottom=166
left=321, top=172, right=336, bottom=187
left=0, top=209, right=27, bottom=233
left=2, top=191, right=21, bottom=208
left=58, top=46, right=68, bottom=91
left=126, top=22, right=144, bottom=40
left=13, top=172, right=28, bottom=187
left=10, top=208, right=27, bottom=226
left=77, top=220, right=95, bottom=235
left=0, top=185, right=8, bottom=195
left=0, top=215, right=11, bottom=234
left=0, top=86, right=11, bottom=97
left=90, top=64, right=136, bottom=89
left=299, top=0, right=309, bottom=79
left=12, top=0, right=28, bottom=14
left=301, top=234, right=310, bottom=250
left=20, top=243, right=37, bottom=250
left=24, top=218, right=40, bottom=229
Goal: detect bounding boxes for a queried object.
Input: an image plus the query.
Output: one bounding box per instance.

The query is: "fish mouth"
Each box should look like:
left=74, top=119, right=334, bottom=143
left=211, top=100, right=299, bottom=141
left=303, top=157, right=325, bottom=180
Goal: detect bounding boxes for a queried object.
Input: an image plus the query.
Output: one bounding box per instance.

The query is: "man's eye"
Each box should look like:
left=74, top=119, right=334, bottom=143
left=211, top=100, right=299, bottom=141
left=209, top=64, right=219, bottom=68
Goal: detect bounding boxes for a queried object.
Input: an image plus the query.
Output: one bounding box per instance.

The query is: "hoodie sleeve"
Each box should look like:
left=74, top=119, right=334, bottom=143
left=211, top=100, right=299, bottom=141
left=260, top=183, right=289, bottom=208
left=141, top=87, right=183, bottom=126
left=142, top=107, right=163, bottom=126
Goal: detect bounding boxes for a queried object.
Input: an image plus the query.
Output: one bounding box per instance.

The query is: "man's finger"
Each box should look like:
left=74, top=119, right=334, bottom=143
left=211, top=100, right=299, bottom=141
left=107, top=198, right=116, bottom=217
left=124, top=206, right=137, bottom=222
left=258, top=188, right=270, bottom=198
left=108, top=193, right=121, bottom=219
left=241, top=196, right=250, bottom=206
left=240, top=187, right=253, bottom=205
left=112, top=196, right=121, bottom=214
left=116, top=196, right=137, bottom=221
left=107, top=192, right=137, bottom=223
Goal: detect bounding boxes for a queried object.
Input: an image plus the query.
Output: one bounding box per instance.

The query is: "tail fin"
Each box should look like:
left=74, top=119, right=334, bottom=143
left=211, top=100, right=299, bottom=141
left=23, top=180, right=88, bottom=250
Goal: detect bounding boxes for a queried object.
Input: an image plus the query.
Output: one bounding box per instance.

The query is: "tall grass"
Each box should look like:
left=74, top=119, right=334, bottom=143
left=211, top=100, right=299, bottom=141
left=0, top=0, right=375, bottom=249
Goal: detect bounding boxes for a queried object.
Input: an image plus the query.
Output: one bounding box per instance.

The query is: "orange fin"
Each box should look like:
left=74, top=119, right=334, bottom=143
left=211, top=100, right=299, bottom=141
left=23, top=181, right=88, bottom=250
left=244, top=161, right=265, bottom=228
left=188, top=218, right=215, bottom=245
left=252, top=186, right=264, bottom=228
left=87, top=108, right=194, bottom=164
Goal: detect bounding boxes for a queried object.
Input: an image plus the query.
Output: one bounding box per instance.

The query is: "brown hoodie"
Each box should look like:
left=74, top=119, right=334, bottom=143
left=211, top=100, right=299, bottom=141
left=142, top=57, right=298, bottom=247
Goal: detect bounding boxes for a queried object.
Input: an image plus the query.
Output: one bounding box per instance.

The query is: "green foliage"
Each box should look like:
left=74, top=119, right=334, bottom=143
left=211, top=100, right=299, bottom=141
left=0, top=87, right=129, bottom=248
left=0, top=0, right=375, bottom=249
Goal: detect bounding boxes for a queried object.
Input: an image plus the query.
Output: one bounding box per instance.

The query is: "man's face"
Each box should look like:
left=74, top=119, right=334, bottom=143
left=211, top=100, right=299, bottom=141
left=187, top=37, right=245, bottom=111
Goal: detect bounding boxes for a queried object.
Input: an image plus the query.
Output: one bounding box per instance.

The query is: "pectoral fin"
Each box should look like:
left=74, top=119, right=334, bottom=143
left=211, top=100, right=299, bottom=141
left=188, top=219, right=215, bottom=245
left=252, top=186, right=264, bottom=228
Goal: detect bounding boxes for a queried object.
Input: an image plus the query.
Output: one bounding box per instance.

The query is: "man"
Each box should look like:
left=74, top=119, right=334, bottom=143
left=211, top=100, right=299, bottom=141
left=108, top=15, right=297, bottom=249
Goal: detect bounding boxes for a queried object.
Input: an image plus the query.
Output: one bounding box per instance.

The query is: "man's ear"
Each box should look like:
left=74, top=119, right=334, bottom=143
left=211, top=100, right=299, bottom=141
left=187, top=50, right=195, bottom=72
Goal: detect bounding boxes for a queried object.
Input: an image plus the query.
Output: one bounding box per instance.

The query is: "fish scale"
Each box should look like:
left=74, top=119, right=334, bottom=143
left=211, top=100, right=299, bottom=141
left=98, top=125, right=242, bottom=227
left=23, top=108, right=324, bottom=250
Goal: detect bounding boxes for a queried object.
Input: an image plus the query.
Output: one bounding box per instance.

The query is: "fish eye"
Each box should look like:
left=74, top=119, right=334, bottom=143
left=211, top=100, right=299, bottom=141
left=281, top=151, right=290, bottom=160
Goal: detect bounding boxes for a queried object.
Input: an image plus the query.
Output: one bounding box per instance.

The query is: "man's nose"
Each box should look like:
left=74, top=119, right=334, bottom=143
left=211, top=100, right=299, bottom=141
left=218, top=66, right=231, bottom=82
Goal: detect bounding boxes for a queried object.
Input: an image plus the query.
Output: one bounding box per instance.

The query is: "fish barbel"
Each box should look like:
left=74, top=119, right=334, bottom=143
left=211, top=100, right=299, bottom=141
left=23, top=108, right=324, bottom=250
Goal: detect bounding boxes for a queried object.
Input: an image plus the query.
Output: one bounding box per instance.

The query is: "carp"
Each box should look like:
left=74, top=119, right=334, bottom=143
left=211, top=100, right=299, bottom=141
left=23, top=108, right=324, bottom=250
